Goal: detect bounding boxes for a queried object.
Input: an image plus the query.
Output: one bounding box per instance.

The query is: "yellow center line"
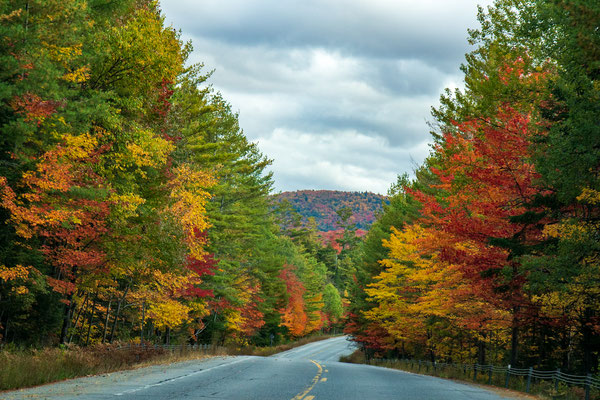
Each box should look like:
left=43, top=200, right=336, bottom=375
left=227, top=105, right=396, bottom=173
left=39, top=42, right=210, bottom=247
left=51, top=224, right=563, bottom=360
left=291, top=360, right=323, bottom=400
left=305, top=349, right=326, bottom=358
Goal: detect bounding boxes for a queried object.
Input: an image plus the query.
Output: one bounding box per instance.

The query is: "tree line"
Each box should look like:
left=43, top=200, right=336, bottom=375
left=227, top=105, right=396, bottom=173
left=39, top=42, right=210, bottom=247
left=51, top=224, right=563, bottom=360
left=346, top=0, right=600, bottom=375
left=0, top=0, right=345, bottom=347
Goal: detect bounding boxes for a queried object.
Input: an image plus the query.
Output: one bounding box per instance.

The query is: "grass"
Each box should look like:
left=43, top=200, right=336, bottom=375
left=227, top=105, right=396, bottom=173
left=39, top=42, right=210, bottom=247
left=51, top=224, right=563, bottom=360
left=0, top=334, right=338, bottom=392
left=339, top=350, right=599, bottom=400
left=339, top=348, right=367, bottom=364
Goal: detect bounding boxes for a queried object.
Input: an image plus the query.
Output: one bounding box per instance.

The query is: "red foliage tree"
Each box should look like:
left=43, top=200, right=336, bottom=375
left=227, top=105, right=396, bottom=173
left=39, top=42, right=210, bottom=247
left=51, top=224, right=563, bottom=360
left=410, top=105, right=547, bottom=363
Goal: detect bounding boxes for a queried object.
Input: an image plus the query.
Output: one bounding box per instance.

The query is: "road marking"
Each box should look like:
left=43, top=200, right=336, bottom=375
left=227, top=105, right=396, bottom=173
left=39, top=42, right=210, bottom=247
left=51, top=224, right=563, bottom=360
left=114, top=357, right=249, bottom=396
left=291, top=360, right=323, bottom=400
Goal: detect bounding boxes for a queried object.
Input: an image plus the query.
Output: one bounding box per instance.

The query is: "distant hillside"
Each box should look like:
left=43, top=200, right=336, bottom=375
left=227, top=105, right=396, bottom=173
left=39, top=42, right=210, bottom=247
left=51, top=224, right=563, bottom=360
left=318, top=228, right=367, bottom=253
left=273, top=190, right=388, bottom=231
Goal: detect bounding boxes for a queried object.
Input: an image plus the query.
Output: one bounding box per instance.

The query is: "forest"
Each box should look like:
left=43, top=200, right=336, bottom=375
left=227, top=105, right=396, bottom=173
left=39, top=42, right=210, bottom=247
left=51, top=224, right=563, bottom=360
left=0, top=0, right=347, bottom=348
left=345, top=0, right=600, bottom=375
left=273, top=190, right=387, bottom=231
left=1, top=0, right=599, bottom=379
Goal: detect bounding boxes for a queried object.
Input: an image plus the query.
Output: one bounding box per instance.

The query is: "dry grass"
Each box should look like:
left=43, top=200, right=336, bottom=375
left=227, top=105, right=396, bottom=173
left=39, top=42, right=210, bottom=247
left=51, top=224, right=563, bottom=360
left=0, top=334, right=337, bottom=391
left=0, top=343, right=178, bottom=391
left=339, top=349, right=367, bottom=364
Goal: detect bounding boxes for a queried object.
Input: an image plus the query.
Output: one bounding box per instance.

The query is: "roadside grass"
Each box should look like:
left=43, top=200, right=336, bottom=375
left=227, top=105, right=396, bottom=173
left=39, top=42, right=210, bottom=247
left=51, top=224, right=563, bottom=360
left=339, top=348, right=367, bottom=364
left=0, top=334, right=337, bottom=391
left=339, top=350, right=597, bottom=400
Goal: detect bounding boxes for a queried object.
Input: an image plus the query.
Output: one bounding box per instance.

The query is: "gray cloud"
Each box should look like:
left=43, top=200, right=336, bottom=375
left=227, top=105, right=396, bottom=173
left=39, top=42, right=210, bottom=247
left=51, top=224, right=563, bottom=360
left=184, top=42, right=448, bottom=147
left=160, top=0, right=493, bottom=194
left=164, top=0, right=488, bottom=70
left=256, top=129, right=429, bottom=193
left=259, top=129, right=428, bottom=193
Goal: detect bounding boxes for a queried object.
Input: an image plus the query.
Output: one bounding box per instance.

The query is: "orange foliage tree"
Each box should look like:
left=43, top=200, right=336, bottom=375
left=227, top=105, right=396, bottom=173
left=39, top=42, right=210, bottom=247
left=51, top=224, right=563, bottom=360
left=279, top=265, right=308, bottom=337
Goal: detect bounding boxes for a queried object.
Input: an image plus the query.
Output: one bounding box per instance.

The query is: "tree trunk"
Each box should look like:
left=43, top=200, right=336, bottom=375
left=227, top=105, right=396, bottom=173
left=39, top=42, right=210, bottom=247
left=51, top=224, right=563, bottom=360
left=140, top=301, right=145, bottom=343
left=101, top=297, right=112, bottom=344
left=426, top=329, right=435, bottom=363
left=0, top=309, right=5, bottom=344
left=59, top=293, right=75, bottom=344
left=582, top=306, right=594, bottom=373
left=510, top=310, right=519, bottom=366
left=165, top=326, right=171, bottom=345
left=147, top=320, right=153, bottom=341
left=85, top=295, right=97, bottom=346
left=69, top=293, right=89, bottom=344
left=109, top=286, right=129, bottom=343
left=560, top=323, right=571, bottom=370
left=477, top=336, right=486, bottom=365
left=2, top=317, right=8, bottom=344
left=401, top=341, right=406, bottom=359
left=75, top=297, right=93, bottom=344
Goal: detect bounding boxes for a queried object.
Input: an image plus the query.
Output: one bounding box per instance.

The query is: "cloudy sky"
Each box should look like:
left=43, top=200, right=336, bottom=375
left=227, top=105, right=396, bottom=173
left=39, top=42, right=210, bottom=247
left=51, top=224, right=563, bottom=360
left=160, top=0, right=493, bottom=194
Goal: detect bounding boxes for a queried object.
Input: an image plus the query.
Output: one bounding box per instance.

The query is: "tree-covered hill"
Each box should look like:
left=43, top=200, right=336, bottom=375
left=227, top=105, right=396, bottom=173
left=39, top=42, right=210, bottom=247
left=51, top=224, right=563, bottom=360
left=273, top=190, right=388, bottom=231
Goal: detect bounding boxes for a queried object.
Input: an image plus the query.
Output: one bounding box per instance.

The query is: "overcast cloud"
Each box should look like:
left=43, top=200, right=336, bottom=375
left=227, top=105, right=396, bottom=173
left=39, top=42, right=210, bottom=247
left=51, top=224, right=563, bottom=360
left=160, top=0, right=494, bottom=194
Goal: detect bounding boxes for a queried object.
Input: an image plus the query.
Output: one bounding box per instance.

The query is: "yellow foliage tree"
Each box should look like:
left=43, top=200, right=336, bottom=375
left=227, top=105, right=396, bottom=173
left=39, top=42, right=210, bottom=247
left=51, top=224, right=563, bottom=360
left=366, top=224, right=510, bottom=361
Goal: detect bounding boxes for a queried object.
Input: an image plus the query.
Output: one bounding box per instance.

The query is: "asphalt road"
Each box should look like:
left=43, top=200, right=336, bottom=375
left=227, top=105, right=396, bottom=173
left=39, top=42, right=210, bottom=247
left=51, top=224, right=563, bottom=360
left=2, top=336, right=525, bottom=399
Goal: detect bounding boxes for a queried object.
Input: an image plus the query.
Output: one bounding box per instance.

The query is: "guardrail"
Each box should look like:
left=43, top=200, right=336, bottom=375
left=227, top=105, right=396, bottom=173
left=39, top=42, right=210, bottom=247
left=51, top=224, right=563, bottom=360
left=376, top=358, right=599, bottom=400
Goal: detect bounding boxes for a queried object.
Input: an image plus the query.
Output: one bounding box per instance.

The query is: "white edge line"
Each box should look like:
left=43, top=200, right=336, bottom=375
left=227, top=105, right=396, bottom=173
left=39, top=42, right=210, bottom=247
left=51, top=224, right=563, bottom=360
left=114, top=357, right=249, bottom=396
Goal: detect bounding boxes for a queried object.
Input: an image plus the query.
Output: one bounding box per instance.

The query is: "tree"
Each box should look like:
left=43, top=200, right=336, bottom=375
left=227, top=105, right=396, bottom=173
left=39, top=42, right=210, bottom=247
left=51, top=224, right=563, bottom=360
left=278, top=265, right=307, bottom=337
left=322, top=283, right=343, bottom=330
left=345, top=175, right=420, bottom=357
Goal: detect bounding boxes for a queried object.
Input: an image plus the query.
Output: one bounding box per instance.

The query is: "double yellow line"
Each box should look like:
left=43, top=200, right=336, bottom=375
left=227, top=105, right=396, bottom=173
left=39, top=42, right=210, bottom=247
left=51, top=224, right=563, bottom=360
left=291, top=360, right=324, bottom=400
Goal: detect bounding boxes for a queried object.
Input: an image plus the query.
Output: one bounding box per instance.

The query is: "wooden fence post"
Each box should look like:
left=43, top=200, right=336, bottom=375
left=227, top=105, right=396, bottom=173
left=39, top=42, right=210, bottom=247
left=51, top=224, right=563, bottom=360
left=585, top=374, right=591, bottom=400
left=505, top=365, right=511, bottom=388
left=488, top=365, right=493, bottom=385
left=526, top=367, right=533, bottom=393
left=554, top=368, right=560, bottom=393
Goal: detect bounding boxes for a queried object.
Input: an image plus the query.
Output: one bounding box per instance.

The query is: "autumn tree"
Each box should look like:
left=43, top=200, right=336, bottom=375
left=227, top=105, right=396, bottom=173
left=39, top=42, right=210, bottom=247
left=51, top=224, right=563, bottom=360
left=0, top=0, right=218, bottom=346
left=349, top=0, right=600, bottom=374
left=344, top=175, right=420, bottom=357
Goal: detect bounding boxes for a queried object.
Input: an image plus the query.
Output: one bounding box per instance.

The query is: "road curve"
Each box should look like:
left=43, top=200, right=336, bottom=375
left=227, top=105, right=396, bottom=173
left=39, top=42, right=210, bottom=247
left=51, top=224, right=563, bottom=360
left=2, top=337, right=525, bottom=400
left=271, top=335, right=357, bottom=362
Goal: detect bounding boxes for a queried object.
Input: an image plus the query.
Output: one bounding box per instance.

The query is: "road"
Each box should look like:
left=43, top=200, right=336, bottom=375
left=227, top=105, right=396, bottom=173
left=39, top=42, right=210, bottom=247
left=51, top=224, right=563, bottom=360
left=3, top=336, right=525, bottom=399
